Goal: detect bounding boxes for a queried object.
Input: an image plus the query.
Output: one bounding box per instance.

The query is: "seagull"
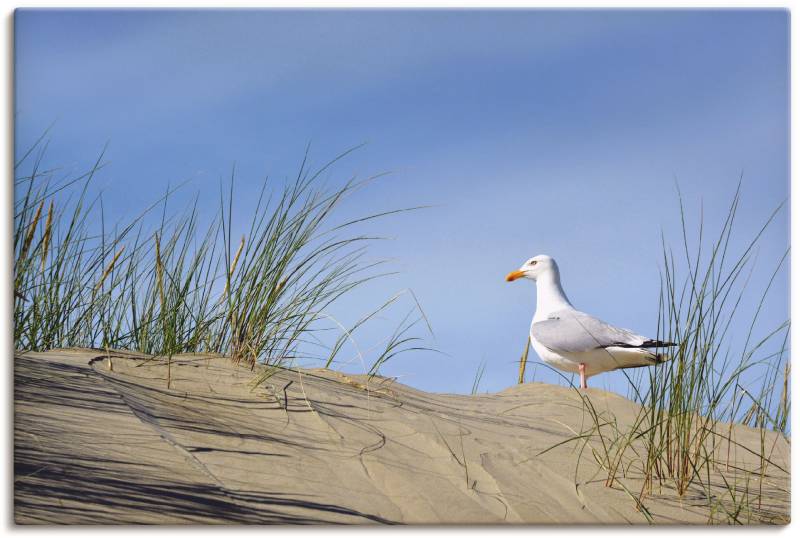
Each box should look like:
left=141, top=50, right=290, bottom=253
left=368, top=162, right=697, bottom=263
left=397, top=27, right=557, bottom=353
left=505, top=254, right=676, bottom=389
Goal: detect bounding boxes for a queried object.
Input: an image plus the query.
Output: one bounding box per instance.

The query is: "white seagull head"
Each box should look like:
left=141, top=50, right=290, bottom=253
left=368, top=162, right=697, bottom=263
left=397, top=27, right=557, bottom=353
left=505, top=254, right=558, bottom=282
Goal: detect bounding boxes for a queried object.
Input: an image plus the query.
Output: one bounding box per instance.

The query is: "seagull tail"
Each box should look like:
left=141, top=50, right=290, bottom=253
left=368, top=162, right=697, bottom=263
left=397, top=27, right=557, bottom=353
left=652, top=351, right=673, bottom=363
left=610, top=346, right=675, bottom=370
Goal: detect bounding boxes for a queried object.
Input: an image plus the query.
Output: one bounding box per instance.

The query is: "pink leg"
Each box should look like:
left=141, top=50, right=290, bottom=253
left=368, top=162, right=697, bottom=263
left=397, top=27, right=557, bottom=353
left=579, top=363, right=587, bottom=390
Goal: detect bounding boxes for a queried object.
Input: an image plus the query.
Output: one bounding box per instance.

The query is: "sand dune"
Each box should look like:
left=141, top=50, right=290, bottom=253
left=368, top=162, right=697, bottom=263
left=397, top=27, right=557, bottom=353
left=14, top=349, right=789, bottom=524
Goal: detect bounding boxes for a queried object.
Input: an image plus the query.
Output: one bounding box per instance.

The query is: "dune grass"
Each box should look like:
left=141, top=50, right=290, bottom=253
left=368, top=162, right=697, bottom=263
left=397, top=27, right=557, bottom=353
left=14, top=138, right=430, bottom=378
left=471, top=359, right=488, bottom=395
left=543, top=183, right=790, bottom=524
left=16, top=136, right=788, bottom=523
left=517, top=336, right=531, bottom=384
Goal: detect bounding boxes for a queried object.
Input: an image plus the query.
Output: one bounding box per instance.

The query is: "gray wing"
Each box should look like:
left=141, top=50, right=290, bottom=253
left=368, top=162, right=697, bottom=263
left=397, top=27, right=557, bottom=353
left=531, top=310, right=648, bottom=354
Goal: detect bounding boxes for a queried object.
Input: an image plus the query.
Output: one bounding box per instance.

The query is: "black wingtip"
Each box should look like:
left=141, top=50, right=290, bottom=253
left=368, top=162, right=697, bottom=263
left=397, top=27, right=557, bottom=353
left=641, top=339, right=679, bottom=348
left=606, top=339, right=679, bottom=350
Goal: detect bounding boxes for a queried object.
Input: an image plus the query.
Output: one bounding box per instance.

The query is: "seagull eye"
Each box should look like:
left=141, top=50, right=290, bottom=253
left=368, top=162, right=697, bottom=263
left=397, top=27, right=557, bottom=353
left=529, top=260, right=538, bottom=266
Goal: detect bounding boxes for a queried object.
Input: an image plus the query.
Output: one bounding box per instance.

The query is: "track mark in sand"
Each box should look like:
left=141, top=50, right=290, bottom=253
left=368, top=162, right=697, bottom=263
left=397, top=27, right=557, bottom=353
left=88, top=355, right=232, bottom=492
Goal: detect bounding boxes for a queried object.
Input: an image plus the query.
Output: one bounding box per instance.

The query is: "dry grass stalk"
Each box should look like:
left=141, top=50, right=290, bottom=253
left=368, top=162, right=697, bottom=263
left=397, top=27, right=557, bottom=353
left=518, top=336, right=530, bottom=384
left=20, top=200, right=44, bottom=262
left=40, top=201, right=54, bottom=272
left=95, top=247, right=125, bottom=292
left=223, top=234, right=245, bottom=297
left=273, top=275, right=288, bottom=296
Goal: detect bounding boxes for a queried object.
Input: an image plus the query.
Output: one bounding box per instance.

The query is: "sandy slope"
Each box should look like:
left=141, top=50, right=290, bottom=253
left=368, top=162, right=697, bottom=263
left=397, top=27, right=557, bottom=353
left=14, top=349, right=790, bottom=524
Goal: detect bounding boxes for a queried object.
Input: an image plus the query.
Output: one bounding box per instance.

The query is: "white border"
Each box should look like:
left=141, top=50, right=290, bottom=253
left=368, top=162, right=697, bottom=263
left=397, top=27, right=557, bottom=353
left=2, top=3, right=795, bottom=536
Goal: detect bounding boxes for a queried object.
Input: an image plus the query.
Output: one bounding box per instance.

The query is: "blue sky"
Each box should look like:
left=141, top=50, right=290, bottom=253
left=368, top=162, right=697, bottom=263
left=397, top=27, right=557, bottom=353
left=15, top=9, right=789, bottom=395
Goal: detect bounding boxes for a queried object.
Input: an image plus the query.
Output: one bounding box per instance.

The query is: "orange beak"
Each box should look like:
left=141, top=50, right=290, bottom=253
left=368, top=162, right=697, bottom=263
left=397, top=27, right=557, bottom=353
left=505, top=270, right=525, bottom=282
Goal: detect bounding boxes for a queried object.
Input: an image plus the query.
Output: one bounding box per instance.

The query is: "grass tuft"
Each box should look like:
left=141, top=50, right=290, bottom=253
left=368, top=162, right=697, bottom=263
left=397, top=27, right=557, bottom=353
left=14, top=137, right=431, bottom=381
left=537, top=182, right=789, bottom=524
